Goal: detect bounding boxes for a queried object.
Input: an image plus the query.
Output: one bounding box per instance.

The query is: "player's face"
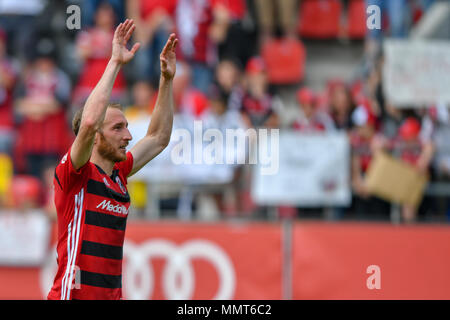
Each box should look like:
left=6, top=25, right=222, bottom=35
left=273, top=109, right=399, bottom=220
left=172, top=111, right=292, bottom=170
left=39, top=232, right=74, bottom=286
left=97, top=108, right=132, bottom=162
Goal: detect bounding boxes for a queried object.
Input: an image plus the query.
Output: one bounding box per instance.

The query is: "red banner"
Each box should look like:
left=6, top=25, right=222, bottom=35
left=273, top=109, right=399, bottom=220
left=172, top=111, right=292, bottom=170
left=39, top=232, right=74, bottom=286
left=0, top=222, right=282, bottom=300
left=292, top=222, right=450, bottom=299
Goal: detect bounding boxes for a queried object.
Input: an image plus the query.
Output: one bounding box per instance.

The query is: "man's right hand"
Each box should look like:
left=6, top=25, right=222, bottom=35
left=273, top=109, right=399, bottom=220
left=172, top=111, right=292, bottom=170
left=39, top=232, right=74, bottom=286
left=111, top=19, right=141, bottom=65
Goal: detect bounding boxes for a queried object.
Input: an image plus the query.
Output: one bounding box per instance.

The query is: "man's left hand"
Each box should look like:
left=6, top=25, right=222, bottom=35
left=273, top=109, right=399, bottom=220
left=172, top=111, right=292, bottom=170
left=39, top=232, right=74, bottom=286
left=160, top=33, right=178, bottom=80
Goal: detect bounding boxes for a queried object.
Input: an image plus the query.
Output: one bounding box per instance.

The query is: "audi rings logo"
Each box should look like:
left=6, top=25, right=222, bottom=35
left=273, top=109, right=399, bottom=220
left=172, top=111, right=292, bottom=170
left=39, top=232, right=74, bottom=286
left=40, top=239, right=236, bottom=300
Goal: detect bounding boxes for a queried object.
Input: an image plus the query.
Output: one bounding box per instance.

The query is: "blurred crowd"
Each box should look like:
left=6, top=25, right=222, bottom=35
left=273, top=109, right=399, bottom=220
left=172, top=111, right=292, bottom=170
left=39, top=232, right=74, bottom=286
left=0, top=0, right=448, bottom=224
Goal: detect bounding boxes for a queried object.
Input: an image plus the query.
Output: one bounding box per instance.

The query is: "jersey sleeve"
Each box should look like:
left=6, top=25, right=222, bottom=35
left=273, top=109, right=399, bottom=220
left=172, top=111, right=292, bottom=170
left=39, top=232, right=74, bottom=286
left=54, top=148, right=91, bottom=191
left=115, top=151, right=134, bottom=183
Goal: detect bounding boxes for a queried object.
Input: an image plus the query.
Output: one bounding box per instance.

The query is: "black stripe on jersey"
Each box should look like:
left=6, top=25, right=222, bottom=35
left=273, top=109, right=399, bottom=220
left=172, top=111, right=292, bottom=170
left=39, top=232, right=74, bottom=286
left=54, top=171, right=62, bottom=190
left=85, top=210, right=127, bottom=231
left=80, top=270, right=122, bottom=289
left=110, top=169, right=119, bottom=181
left=87, top=179, right=130, bottom=203
left=81, top=240, right=123, bottom=260
left=95, top=164, right=119, bottom=180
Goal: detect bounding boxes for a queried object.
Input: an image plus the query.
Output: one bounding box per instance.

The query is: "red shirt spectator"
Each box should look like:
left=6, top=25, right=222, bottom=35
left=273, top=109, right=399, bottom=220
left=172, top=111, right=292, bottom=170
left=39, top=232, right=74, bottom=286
left=241, top=92, right=273, bottom=127
left=350, top=104, right=378, bottom=173
left=240, top=56, right=278, bottom=128
left=0, top=28, right=17, bottom=154
left=327, top=79, right=356, bottom=130
left=176, top=0, right=215, bottom=64
left=14, top=54, right=73, bottom=177
left=349, top=104, right=378, bottom=199
left=0, top=57, right=16, bottom=130
left=75, top=28, right=126, bottom=89
left=139, top=0, right=177, bottom=19
left=292, top=87, right=335, bottom=133
left=389, top=117, right=424, bottom=166
left=73, top=3, right=126, bottom=107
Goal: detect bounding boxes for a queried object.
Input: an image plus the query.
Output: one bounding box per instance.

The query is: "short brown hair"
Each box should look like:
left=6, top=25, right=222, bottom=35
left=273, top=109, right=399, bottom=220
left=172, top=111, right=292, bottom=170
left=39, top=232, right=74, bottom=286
left=72, top=103, right=123, bottom=136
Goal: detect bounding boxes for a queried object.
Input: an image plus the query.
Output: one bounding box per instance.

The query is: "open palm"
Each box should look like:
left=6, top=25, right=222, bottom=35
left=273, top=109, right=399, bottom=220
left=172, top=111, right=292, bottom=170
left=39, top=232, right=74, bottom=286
left=111, top=19, right=140, bottom=65
left=160, top=33, right=178, bottom=80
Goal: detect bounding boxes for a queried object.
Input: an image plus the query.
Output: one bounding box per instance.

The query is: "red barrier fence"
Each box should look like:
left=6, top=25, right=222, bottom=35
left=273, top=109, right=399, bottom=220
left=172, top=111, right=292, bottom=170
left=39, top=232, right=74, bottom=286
left=293, top=222, right=450, bottom=299
left=0, top=221, right=449, bottom=300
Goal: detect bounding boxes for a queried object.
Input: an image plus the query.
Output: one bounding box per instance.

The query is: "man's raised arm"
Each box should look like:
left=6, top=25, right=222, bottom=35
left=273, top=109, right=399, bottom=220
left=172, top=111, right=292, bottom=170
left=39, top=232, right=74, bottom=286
left=128, top=33, right=178, bottom=177
left=71, top=19, right=140, bottom=170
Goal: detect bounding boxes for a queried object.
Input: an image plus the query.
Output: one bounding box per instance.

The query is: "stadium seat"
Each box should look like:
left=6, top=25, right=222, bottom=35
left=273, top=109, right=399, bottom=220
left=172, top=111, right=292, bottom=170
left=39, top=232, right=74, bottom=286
left=347, top=0, right=367, bottom=39
left=261, top=37, right=306, bottom=85
left=9, top=175, right=42, bottom=209
left=298, top=0, right=342, bottom=39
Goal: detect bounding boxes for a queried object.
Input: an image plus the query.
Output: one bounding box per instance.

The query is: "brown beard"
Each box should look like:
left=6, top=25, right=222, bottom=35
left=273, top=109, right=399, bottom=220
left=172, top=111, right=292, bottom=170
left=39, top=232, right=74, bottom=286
left=97, top=132, right=126, bottom=163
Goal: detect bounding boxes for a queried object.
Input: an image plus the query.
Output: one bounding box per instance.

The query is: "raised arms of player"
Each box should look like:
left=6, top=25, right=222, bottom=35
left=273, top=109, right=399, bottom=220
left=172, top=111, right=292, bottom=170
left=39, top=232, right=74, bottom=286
left=70, top=19, right=140, bottom=170
left=128, top=34, right=178, bottom=177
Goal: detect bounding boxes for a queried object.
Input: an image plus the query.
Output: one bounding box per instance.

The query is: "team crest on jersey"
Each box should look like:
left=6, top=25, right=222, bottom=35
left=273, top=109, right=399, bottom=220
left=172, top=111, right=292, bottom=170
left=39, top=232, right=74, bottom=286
left=115, top=176, right=126, bottom=194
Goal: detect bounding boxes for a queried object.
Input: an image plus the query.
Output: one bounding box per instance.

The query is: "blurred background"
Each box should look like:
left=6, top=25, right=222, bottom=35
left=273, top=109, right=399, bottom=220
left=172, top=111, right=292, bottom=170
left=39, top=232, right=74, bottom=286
left=0, top=0, right=450, bottom=300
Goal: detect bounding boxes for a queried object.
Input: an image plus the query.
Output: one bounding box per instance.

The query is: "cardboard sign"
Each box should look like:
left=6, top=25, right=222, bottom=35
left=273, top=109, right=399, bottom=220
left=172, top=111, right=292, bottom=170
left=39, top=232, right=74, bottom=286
left=365, top=152, right=428, bottom=207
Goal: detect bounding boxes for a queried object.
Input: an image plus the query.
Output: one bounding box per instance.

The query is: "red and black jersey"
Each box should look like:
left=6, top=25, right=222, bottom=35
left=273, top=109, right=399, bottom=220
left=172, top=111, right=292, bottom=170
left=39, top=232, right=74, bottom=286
left=47, top=148, right=133, bottom=300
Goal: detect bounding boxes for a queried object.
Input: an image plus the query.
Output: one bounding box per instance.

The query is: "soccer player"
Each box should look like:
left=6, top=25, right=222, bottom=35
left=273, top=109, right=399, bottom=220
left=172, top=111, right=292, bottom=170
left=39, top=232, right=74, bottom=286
left=47, top=19, right=177, bottom=300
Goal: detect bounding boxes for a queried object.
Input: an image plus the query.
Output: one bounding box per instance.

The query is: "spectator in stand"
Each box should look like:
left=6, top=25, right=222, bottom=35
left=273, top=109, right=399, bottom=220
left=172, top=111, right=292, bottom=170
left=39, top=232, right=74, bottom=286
left=13, top=39, right=73, bottom=179
left=240, top=56, right=279, bottom=129
left=363, top=55, right=403, bottom=139
left=174, top=62, right=210, bottom=125
left=211, top=0, right=253, bottom=65
left=123, top=80, right=157, bottom=217
left=370, top=115, right=434, bottom=223
left=213, top=58, right=245, bottom=112
left=0, top=29, right=18, bottom=155
left=124, top=80, right=157, bottom=121
left=237, top=56, right=279, bottom=217
left=203, top=85, right=248, bottom=216
left=380, top=101, right=404, bottom=138
left=125, top=80, right=158, bottom=157
left=0, top=0, right=45, bottom=62
left=126, top=0, right=176, bottom=86
left=72, top=2, right=127, bottom=111
left=350, top=103, right=391, bottom=220
left=203, top=84, right=247, bottom=156
left=253, top=0, right=298, bottom=44
left=388, top=117, right=434, bottom=223
left=176, top=0, right=231, bottom=94
left=426, top=104, right=450, bottom=221
left=427, top=105, right=450, bottom=179
left=292, top=87, right=335, bottom=133
left=81, top=0, right=125, bottom=27
left=327, top=80, right=356, bottom=131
